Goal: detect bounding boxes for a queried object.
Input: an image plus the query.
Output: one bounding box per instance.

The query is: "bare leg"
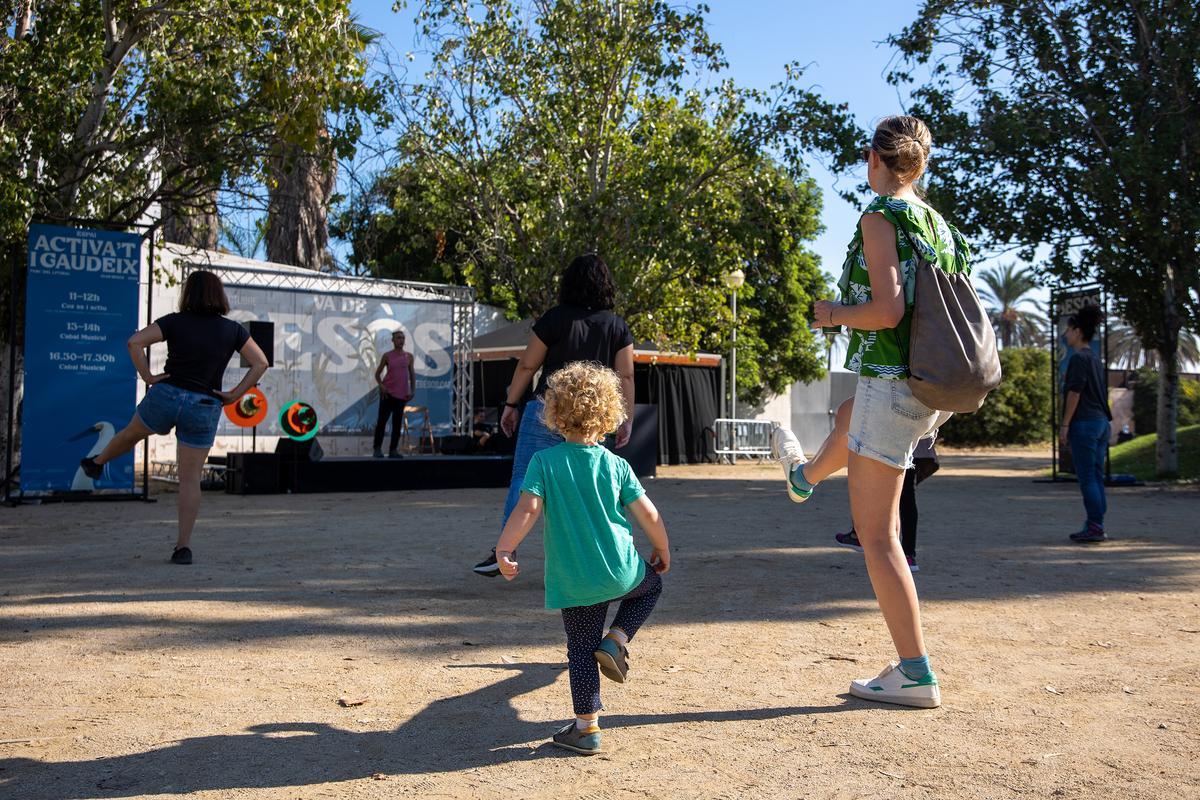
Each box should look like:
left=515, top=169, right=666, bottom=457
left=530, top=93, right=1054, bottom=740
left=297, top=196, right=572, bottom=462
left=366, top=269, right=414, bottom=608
left=847, top=450, right=926, bottom=659
left=175, top=443, right=210, bottom=550
left=801, top=397, right=853, bottom=485
left=93, top=414, right=153, bottom=466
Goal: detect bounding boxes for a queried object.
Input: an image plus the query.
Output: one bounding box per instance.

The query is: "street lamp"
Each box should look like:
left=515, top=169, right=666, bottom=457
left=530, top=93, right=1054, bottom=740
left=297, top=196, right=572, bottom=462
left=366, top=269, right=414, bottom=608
left=725, top=268, right=745, bottom=424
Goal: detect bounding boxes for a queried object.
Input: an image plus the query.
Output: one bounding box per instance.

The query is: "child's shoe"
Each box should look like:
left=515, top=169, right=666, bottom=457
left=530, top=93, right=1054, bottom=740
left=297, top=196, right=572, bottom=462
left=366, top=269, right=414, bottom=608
left=594, top=636, right=629, bottom=683
left=770, top=427, right=812, bottom=503
left=849, top=661, right=941, bottom=708
left=551, top=722, right=603, bottom=755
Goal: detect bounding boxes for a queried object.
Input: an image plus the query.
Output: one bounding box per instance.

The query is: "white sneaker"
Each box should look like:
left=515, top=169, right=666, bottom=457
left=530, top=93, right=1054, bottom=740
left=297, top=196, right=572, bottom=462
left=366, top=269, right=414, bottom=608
left=849, top=662, right=941, bottom=708
left=769, top=427, right=811, bottom=504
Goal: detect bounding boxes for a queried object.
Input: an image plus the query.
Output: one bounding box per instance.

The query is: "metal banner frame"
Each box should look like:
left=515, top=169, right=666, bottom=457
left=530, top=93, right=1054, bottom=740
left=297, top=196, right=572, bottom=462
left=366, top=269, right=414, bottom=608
left=181, top=263, right=475, bottom=435
left=5, top=216, right=158, bottom=504
left=1048, top=283, right=1108, bottom=482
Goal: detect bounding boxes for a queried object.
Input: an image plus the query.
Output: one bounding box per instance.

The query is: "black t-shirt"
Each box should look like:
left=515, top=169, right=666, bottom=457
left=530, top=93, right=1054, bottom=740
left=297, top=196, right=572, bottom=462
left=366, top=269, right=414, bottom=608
left=155, top=312, right=250, bottom=397
left=1064, top=347, right=1111, bottom=422
left=531, top=305, right=634, bottom=396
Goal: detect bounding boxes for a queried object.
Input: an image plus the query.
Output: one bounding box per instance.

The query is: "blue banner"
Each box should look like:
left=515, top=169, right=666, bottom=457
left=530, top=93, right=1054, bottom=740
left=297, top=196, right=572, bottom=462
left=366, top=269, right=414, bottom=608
left=21, top=224, right=142, bottom=493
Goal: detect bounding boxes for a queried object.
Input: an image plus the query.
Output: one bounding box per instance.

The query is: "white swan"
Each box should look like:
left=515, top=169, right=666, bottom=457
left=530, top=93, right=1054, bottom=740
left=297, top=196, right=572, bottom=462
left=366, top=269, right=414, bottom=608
left=69, top=421, right=115, bottom=491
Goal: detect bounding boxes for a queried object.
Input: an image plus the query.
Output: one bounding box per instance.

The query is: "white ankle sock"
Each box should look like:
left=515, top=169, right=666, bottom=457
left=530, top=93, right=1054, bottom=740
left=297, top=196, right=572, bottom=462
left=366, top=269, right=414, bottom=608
left=576, top=716, right=597, bottom=731
left=605, top=628, right=629, bottom=646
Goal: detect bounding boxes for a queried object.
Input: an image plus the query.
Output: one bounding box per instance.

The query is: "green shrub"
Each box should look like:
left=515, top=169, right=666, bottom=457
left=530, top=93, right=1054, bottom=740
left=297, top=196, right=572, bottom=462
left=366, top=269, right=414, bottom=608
left=1131, top=368, right=1200, bottom=436
left=938, top=347, right=1051, bottom=447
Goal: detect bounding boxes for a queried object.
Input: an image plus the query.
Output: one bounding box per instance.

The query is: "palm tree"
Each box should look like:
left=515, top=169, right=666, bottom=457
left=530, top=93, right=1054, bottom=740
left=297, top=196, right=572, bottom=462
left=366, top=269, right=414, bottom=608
left=1108, top=319, right=1200, bottom=370
left=977, top=263, right=1043, bottom=348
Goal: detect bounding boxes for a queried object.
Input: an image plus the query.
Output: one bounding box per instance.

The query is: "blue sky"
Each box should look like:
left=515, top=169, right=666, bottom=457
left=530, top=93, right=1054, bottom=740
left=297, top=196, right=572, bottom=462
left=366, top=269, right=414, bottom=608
left=347, top=0, right=932, bottom=283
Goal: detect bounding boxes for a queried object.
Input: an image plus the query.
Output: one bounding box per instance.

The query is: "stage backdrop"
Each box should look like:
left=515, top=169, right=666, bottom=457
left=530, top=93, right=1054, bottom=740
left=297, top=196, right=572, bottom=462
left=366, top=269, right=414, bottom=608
left=222, top=285, right=456, bottom=438
left=21, top=223, right=141, bottom=493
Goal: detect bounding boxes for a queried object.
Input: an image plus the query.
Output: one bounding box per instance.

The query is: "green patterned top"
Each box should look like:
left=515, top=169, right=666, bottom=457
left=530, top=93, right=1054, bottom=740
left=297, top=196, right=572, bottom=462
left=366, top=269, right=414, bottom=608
left=837, top=195, right=972, bottom=379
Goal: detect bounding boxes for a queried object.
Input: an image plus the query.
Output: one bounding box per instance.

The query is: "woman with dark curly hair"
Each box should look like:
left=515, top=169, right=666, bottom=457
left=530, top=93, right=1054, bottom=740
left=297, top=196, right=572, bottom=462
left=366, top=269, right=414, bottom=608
left=473, top=253, right=635, bottom=577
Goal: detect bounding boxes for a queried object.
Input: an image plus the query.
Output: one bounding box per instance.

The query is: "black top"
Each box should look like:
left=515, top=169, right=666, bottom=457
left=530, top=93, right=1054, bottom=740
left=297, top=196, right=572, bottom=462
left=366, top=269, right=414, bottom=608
left=155, top=312, right=250, bottom=397
left=1064, top=346, right=1111, bottom=422
left=531, top=305, right=634, bottom=397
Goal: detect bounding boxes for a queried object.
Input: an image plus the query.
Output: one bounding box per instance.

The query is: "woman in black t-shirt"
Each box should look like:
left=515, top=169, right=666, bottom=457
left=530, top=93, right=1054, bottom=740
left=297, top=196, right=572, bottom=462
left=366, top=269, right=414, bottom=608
left=1060, top=304, right=1113, bottom=544
left=80, top=271, right=268, bottom=564
left=473, top=253, right=635, bottom=577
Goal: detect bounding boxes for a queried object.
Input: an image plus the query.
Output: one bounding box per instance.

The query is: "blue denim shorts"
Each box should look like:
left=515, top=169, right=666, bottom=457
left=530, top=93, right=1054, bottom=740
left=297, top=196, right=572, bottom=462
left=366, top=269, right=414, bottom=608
left=135, top=383, right=223, bottom=449
left=847, top=376, right=953, bottom=470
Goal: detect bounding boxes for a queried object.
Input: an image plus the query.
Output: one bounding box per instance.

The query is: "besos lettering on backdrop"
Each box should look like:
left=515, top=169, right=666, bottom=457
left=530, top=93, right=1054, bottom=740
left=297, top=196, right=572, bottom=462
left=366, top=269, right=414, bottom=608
left=222, top=283, right=456, bottom=436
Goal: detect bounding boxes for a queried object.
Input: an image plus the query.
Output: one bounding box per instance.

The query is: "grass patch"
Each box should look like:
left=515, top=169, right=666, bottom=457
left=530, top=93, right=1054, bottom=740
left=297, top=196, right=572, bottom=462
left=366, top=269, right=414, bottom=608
left=1109, top=424, right=1200, bottom=481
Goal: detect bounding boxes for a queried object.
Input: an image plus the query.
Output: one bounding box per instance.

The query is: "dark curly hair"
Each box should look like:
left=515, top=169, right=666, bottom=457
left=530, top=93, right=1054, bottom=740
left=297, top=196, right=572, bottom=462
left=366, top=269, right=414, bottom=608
left=1068, top=304, right=1103, bottom=341
left=558, top=253, right=616, bottom=310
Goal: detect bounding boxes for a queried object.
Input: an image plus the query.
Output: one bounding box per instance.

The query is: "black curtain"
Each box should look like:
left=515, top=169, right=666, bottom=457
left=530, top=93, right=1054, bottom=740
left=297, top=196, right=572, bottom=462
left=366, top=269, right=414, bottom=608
left=635, top=364, right=720, bottom=465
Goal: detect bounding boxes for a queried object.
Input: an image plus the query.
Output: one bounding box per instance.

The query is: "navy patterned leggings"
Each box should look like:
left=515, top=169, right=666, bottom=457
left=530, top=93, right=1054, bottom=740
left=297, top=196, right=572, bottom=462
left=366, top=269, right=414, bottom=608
left=560, top=567, right=662, bottom=715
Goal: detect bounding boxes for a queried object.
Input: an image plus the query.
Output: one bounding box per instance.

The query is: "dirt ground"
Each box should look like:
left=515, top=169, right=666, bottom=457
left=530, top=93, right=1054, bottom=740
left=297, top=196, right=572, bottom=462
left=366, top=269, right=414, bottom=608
left=1, top=448, right=1198, bottom=800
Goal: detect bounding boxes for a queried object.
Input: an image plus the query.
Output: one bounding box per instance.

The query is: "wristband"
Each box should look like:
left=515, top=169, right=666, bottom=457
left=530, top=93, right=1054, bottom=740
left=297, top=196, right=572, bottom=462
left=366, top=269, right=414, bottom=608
left=504, top=401, right=519, bottom=409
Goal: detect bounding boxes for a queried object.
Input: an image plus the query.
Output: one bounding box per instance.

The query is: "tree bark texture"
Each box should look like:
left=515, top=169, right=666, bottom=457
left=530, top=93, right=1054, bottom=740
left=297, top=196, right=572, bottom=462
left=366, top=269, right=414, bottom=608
left=266, top=142, right=336, bottom=270
left=1155, top=269, right=1182, bottom=477
left=161, top=191, right=219, bottom=249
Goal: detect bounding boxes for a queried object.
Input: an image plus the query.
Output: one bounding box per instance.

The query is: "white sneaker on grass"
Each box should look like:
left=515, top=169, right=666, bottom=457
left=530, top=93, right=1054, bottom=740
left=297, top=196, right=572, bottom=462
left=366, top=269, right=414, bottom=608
left=849, top=662, right=941, bottom=708
left=769, top=427, right=811, bottom=503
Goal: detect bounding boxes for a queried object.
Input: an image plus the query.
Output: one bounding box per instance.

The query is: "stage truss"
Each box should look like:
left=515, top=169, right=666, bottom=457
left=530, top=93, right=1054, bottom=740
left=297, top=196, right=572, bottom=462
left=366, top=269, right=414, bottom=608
left=181, top=263, right=476, bottom=435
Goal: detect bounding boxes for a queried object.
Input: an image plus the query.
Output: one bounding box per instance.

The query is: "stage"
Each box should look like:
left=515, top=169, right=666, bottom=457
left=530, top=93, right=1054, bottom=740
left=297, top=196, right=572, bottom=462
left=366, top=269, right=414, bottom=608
left=225, top=453, right=515, bottom=495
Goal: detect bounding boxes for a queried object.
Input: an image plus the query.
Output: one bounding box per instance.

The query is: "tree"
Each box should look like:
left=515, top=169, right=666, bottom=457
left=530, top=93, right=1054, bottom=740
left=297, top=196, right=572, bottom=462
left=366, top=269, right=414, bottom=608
left=889, top=0, right=1200, bottom=476
left=1109, top=320, right=1200, bottom=370
left=977, top=263, right=1042, bottom=348
left=378, top=0, right=858, bottom=400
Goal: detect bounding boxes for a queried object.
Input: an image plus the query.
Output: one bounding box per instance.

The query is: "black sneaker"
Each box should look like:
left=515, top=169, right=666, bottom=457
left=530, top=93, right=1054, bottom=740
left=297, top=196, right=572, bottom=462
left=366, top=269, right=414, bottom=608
left=170, top=547, right=193, bottom=565
left=834, top=529, right=862, bottom=551
left=388, top=450, right=404, bottom=459
left=79, top=456, right=102, bottom=480
left=1070, top=528, right=1108, bottom=544
left=473, top=549, right=501, bottom=577
left=372, top=448, right=384, bottom=458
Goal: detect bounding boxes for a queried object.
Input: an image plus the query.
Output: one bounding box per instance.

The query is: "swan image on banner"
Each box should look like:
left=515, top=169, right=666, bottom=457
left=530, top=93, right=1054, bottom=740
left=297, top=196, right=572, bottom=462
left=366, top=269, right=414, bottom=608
left=69, top=422, right=115, bottom=491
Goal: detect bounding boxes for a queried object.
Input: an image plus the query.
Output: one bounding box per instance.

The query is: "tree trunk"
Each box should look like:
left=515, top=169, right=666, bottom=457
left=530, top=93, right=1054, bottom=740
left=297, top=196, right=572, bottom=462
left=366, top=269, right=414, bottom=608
left=265, top=140, right=336, bottom=270
left=161, top=191, right=219, bottom=249
left=1155, top=272, right=1181, bottom=477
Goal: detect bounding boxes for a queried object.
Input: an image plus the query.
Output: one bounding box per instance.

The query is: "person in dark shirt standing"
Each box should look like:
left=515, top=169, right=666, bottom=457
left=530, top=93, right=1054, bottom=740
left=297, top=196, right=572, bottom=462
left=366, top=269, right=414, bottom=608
left=1060, top=304, right=1113, bottom=544
left=473, top=253, right=636, bottom=577
left=80, top=271, right=269, bottom=564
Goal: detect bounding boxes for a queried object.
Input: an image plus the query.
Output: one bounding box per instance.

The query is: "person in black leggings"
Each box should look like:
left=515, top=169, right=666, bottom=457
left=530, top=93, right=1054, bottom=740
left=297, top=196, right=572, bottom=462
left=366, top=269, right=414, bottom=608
left=834, top=438, right=939, bottom=572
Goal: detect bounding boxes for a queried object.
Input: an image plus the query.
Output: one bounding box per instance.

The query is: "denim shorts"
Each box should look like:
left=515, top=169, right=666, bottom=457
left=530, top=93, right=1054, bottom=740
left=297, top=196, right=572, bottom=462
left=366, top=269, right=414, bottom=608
left=847, top=376, right=953, bottom=470
left=135, top=382, right=223, bottom=449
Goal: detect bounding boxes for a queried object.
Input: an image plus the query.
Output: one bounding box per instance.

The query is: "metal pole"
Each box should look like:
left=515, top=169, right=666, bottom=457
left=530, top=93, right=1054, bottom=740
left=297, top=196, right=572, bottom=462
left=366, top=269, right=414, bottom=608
left=731, top=287, right=738, bottom=422
left=5, top=242, right=21, bottom=504
left=1050, top=288, right=1058, bottom=480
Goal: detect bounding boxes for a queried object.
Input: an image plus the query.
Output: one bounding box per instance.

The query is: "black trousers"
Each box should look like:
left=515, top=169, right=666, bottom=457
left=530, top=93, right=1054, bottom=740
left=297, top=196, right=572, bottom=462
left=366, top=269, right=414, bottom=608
left=373, top=394, right=407, bottom=451
left=849, top=463, right=922, bottom=558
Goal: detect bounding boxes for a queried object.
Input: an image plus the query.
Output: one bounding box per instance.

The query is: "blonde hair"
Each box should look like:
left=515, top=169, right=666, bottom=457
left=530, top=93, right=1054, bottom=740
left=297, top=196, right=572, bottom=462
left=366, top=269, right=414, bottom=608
left=871, top=115, right=932, bottom=185
left=542, top=362, right=626, bottom=441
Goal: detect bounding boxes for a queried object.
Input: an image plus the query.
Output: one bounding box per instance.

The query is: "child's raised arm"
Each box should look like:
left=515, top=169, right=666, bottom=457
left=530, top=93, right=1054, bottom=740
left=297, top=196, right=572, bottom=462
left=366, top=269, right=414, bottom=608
left=626, top=495, right=670, bottom=574
left=494, top=492, right=543, bottom=581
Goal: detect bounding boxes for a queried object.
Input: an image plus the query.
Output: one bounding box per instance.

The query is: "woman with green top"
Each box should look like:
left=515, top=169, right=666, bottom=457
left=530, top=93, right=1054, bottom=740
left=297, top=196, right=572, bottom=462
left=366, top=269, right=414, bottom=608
left=771, top=115, right=971, bottom=709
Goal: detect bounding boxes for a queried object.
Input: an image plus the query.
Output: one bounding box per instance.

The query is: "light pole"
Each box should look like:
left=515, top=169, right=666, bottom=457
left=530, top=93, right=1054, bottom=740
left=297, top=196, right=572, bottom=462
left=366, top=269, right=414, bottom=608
left=725, top=268, right=745, bottom=423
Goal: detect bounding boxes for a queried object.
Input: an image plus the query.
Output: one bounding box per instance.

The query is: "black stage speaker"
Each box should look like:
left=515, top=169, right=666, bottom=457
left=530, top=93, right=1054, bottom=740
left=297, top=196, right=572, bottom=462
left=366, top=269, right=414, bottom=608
left=241, top=320, right=275, bottom=367
left=275, top=437, right=324, bottom=463
left=225, top=452, right=280, bottom=494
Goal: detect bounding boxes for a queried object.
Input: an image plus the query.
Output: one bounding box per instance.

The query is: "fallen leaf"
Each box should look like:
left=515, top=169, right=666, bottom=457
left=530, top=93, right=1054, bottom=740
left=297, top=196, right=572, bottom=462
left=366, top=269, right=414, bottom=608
left=371, top=773, right=387, bottom=781
left=1180, top=628, right=1200, bottom=634
left=462, top=641, right=478, bottom=647
left=879, top=770, right=905, bottom=780
left=500, top=654, right=519, bottom=664
left=825, top=655, right=858, bottom=663
left=338, top=696, right=368, bottom=707
left=1122, top=686, right=1134, bottom=694
left=1044, top=686, right=1062, bottom=695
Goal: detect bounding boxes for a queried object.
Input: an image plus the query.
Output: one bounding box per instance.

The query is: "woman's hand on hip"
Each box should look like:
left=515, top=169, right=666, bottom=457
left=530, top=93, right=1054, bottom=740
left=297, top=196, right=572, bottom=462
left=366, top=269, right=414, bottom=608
left=214, top=389, right=239, bottom=405
left=501, top=405, right=520, bottom=437
left=615, top=419, right=632, bottom=448
left=144, top=372, right=170, bottom=386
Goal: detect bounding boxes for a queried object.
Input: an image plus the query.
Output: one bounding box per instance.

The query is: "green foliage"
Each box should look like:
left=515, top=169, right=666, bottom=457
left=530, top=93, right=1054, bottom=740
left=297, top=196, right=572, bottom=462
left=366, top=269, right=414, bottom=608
left=0, top=1, right=382, bottom=253
left=1132, top=369, right=1200, bottom=436
left=366, top=0, right=859, bottom=402
left=939, top=347, right=1051, bottom=446
left=888, top=0, right=1200, bottom=473
left=1110, top=425, right=1200, bottom=482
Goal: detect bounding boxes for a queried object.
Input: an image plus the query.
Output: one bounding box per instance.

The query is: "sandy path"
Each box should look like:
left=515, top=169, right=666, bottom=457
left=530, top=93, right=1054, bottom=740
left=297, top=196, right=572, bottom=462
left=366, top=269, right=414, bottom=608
left=1, top=449, right=1197, bottom=799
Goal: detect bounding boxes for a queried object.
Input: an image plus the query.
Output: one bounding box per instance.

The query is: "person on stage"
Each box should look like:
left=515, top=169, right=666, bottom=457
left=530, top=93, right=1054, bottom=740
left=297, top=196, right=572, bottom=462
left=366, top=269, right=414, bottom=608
left=373, top=329, right=416, bottom=458
left=79, top=271, right=269, bottom=565
left=473, top=253, right=635, bottom=577
left=770, top=115, right=970, bottom=708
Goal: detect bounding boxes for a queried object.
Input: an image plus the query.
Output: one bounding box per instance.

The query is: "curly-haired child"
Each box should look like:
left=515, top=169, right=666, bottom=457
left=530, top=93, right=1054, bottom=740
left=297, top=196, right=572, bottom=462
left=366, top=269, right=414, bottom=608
left=494, top=361, right=670, bottom=755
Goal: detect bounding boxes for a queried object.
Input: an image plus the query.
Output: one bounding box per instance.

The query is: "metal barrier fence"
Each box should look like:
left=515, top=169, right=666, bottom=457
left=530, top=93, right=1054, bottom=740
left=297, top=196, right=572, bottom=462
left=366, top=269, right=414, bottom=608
left=713, top=418, right=778, bottom=463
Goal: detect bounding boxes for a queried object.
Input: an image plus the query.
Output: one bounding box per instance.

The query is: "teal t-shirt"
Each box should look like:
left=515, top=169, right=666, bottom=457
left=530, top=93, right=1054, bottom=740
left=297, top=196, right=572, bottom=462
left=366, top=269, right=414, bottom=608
left=520, top=442, right=647, bottom=610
